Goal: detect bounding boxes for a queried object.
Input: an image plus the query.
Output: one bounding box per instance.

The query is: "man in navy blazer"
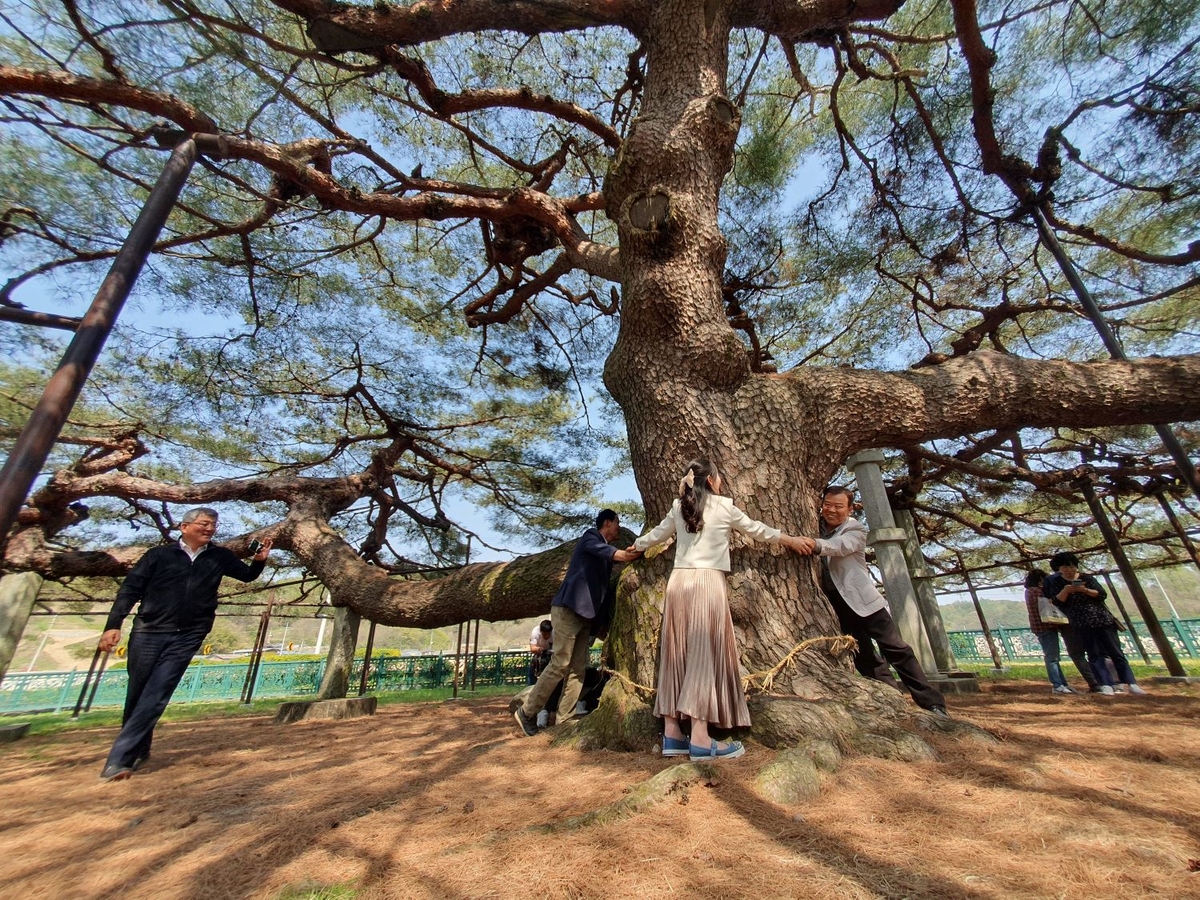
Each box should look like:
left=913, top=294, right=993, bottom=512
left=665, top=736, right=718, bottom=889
left=797, top=487, right=947, bottom=717
left=514, top=509, right=641, bottom=735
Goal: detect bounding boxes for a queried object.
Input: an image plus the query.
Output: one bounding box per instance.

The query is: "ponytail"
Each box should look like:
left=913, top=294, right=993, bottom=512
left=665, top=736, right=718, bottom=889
left=678, top=458, right=715, bottom=534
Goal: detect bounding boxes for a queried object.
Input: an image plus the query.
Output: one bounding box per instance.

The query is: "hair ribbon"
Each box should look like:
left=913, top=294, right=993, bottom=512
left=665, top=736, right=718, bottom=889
left=678, top=470, right=695, bottom=496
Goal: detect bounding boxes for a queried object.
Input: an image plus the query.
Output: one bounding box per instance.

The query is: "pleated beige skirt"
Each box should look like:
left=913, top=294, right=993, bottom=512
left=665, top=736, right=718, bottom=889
left=653, top=567, right=751, bottom=729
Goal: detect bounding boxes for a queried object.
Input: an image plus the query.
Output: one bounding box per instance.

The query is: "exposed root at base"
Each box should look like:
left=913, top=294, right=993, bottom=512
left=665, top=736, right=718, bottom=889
left=528, top=763, right=715, bottom=833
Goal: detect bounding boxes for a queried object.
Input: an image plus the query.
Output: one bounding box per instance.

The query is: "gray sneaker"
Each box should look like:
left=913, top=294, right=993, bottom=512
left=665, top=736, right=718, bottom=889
left=513, top=707, right=540, bottom=737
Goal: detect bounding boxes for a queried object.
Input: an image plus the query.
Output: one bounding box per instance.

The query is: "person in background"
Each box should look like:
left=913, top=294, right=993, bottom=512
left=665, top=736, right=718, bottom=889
left=97, top=507, right=271, bottom=781
left=1042, top=552, right=1145, bottom=697
left=633, top=458, right=808, bottom=761
left=527, top=619, right=553, bottom=685
left=1024, top=568, right=1096, bottom=695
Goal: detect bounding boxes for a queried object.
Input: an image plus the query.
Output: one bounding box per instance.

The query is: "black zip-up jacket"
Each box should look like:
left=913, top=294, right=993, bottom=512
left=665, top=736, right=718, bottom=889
left=1042, top=572, right=1115, bottom=628
left=105, top=542, right=265, bottom=634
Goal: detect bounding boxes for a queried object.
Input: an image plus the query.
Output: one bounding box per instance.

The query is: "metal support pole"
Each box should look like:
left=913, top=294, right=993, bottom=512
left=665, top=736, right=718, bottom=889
left=0, top=140, right=204, bottom=556
left=451, top=621, right=464, bottom=699
left=357, top=619, right=377, bottom=696
left=1032, top=205, right=1200, bottom=503
left=1076, top=473, right=1185, bottom=675
left=960, top=558, right=1005, bottom=670
left=1156, top=490, right=1200, bottom=573
left=72, top=644, right=110, bottom=717
left=83, top=648, right=110, bottom=713
left=241, top=598, right=273, bottom=703
left=469, top=618, right=481, bottom=692
left=1100, top=573, right=1152, bottom=664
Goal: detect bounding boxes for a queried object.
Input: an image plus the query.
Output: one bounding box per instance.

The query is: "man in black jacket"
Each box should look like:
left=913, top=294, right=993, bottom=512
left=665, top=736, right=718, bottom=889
left=97, top=507, right=272, bottom=780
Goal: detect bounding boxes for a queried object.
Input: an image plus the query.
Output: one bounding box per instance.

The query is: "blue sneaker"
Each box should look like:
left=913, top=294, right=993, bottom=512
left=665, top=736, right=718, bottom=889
left=662, top=735, right=690, bottom=757
left=689, top=739, right=745, bottom=761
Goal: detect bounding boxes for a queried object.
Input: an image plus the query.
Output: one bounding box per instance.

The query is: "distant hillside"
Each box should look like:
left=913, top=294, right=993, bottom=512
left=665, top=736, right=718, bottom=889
left=937, top=599, right=1031, bottom=631
left=935, top=563, right=1200, bottom=630
left=9, top=612, right=552, bottom=672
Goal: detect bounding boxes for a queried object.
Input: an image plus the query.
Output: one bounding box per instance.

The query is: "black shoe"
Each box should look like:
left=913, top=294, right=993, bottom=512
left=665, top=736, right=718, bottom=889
left=130, top=754, right=150, bottom=772
left=513, top=707, right=540, bottom=737
left=927, top=705, right=950, bottom=719
left=100, top=764, right=133, bottom=782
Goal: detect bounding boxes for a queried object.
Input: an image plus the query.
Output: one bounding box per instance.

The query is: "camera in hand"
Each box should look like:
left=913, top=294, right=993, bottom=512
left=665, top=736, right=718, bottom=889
left=248, top=539, right=263, bottom=556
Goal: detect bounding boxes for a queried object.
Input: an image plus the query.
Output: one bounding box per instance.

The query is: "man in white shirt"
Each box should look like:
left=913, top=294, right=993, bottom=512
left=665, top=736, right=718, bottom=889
left=527, top=619, right=553, bottom=684
left=796, top=487, right=948, bottom=718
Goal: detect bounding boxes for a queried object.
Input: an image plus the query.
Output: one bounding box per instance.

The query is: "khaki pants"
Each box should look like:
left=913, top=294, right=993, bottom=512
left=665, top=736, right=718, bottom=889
left=521, top=605, right=592, bottom=720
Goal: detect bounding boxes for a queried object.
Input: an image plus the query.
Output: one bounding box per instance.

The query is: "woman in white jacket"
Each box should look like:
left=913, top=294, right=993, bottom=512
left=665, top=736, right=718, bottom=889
left=634, top=458, right=805, bottom=760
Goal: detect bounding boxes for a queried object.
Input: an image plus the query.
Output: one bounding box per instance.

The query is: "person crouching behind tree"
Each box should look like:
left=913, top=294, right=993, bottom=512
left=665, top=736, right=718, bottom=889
left=1024, top=568, right=1097, bottom=695
left=528, top=618, right=553, bottom=685
left=1042, top=552, right=1145, bottom=696
left=97, top=507, right=272, bottom=781
left=633, top=458, right=808, bottom=761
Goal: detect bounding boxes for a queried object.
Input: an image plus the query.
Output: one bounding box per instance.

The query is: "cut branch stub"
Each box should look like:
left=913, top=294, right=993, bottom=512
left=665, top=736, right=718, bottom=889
left=707, top=95, right=740, bottom=131
left=625, top=190, right=672, bottom=232
left=707, top=96, right=741, bottom=171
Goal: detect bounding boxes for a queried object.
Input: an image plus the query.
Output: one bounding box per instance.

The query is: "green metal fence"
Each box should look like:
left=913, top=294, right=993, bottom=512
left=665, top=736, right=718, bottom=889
left=0, top=648, right=602, bottom=715
left=3, top=621, right=1196, bottom=716
left=947, top=617, right=1200, bottom=664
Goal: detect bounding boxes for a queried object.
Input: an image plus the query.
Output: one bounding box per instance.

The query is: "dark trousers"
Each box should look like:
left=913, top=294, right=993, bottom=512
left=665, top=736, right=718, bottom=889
left=1058, top=626, right=1097, bottom=688
left=105, top=628, right=207, bottom=769
left=1081, top=624, right=1137, bottom=687
left=829, top=595, right=945, bottom=710
left=528, top=650, right=551, bottom=685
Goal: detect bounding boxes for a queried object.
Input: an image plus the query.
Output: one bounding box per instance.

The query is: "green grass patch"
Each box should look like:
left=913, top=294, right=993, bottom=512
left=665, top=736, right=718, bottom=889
left=273, top=881, right=358, bottom=900
left=3, top=683, right=520, bottom=738
left=964, top=662, right=1200, bottom=680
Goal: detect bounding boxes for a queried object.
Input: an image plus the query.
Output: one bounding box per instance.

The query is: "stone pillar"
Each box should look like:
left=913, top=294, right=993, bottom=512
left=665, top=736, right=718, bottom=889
left=316, top=605, right=361, bottom=700
left=893, top=508, right=958, bottom=673
left=0, top=571, right=44, bottom=682
left=845, top=450, right=939, bottom=675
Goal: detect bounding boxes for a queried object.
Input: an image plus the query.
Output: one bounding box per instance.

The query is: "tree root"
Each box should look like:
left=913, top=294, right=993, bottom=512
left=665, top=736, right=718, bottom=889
left=552, top=676, right=659, bottom=751
left=527, top=763, right=714, bottom=834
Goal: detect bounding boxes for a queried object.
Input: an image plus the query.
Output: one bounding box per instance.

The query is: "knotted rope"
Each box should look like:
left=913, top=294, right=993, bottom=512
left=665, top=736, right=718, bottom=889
left=740, top=634, right=858, bottom=694
left=598, top=665, right=656, bottom=697
left=600, top=633, right=858, bottom=699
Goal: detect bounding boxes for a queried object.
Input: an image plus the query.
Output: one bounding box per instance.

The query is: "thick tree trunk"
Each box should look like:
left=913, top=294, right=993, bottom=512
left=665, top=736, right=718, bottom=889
left=601, top=2, right=856, bottom=720
left=595, top=4, right=1200, bottom=751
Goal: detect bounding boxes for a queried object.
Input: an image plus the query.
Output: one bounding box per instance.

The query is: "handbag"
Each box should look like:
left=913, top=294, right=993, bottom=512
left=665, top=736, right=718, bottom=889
left=1038, top=596, right=1070, bottom=625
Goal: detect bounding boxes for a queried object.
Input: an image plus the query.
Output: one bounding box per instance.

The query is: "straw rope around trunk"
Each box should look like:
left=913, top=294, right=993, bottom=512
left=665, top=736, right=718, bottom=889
left=601, top=634, right=858, bottom=698
left=741, top=634, right=858, bottom=693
